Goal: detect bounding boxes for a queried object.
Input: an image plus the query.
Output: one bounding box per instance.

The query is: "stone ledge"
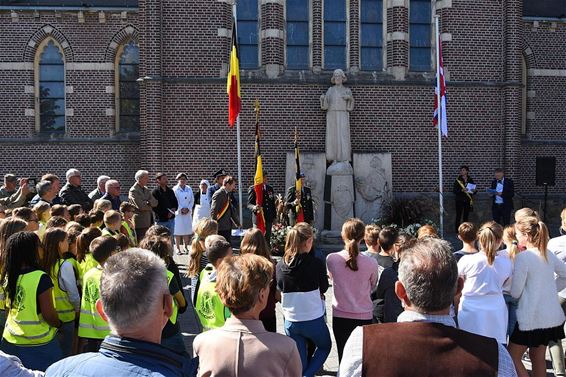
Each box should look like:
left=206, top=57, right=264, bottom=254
left=260, top=29, right=284, bottom=39
left=386, top=0, right=408, bottom=8
left=386, top=32, right=409, bottom=42
left=436, top=0, right=452, bottom=9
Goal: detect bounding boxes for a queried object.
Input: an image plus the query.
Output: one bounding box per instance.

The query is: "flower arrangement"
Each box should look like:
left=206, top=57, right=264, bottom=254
left=270, top=223, right=318, bottom=255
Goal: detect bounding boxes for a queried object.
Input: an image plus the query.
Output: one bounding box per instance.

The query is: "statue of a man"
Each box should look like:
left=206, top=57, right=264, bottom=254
left=320, top=69, right=354, bottom=164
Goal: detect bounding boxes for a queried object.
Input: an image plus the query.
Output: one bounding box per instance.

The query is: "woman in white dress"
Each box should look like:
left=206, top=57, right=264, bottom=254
left=172, top=173, right=194, bottom=254
left=192, top=180, right=211, bottom=232
left=457, top=221, right=512, bottom=344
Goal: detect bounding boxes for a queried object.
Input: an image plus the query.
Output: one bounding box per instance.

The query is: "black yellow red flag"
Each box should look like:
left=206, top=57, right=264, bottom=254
left=253, top=100, right=266, bottom=234
left=294, top=127, right=304, bottom=223
left=227, top=21, right=241, bottom=127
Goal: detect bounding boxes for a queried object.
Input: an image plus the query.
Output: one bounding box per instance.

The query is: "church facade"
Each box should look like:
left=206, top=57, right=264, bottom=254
left=0, top=0, right=565, bottom=226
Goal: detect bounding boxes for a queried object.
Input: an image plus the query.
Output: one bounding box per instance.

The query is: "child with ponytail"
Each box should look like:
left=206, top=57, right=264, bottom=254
left=509, top=215, right=566, bottom=377
left=187, top=218, right=218, bottom=304
left=457, top=221, right=512, bottom=345
left=326, top=218, right=378, bottom=362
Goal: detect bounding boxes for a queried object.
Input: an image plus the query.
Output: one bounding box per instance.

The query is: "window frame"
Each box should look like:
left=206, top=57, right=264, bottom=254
left=34, top=37, right=66, bottom=134
left=359, top=0, right=385, bottom=71
left=114, top=40, right=140, bottom=133
left=236, top=0, right=261, bottom=70
left=322, top=0, right=349, bottom=70
left=408, top=0, right=433, bottom=72
left=284, top=0, right=312, bottom=70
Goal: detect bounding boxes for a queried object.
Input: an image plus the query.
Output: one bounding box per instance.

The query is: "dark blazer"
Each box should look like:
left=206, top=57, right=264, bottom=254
left=490, top=177, right=515, bottom=209
left=247, top=184, right=276, bottom=224
left=285, top=186, right=314, bottom=225
left=59, top=183, right=93, bottom=211
left=151, top=186, right=178, bottom=222
left=452, top=176, right=476, bottom=204
left=211, top=187, right=240, bottom=231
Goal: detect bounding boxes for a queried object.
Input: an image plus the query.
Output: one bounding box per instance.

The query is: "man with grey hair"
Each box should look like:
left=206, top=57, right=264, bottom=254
left=339, top=238, right=517, bottom=377
left=100, top=179, right=122, bottom=210
left=89, top=175, right=111, bottom=201
left=0, top=174, right=29, bottom=209
left=34, top=180, right=57, bottom=205
left=45, top=248, right=196, bottom=376
left=129, top=170, right=158, bottom=241
left=59, top=168, right=93, bottom=211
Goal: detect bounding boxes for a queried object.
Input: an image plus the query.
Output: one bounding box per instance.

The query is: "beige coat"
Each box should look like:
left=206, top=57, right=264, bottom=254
left=194, top=317, right=301, bottom=377
left=128, top=182, right=158, bottom=229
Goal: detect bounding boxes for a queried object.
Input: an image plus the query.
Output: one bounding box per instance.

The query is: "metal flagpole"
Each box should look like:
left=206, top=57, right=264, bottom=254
left=233, top=2, right=243, bottom=227
left=435, top=15, right=444, bottom=238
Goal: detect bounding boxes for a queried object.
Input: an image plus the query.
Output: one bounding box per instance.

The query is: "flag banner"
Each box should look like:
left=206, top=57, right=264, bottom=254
left=254, top=113, right=266, bottom=235
left=227, top=20, right=241, bottom=127
left=433, top=34, right=448, bottom=137
left=294, top=128, right=304, bottom=223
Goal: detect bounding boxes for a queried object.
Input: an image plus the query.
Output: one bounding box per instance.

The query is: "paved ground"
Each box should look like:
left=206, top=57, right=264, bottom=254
left=173, top=248, right=559, bottom=377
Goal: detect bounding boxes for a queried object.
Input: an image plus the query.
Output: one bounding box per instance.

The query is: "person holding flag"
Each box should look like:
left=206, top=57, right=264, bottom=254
left=247, top=101, right=276, bottom=246
left=285, top=130, right=314, bottom=226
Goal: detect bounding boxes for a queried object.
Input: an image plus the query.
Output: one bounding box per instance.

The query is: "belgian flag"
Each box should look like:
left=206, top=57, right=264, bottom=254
left=227, top=20, right=241, bottom=127
left=294, top=128, right=304, bottom=223
left=253, top=109, right=266, bottom=235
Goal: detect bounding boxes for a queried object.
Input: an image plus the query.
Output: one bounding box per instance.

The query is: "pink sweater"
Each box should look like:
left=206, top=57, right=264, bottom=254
left=326, top=250, right=378, bottom=320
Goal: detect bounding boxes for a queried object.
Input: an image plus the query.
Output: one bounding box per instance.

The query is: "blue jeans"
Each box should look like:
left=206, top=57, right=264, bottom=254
left=156, top=219, right=175, bottom=248
left=504, top=293, right=518, bottom=339
left=284, top=316, right=331, bottom=377
left=58, top=320, right=75, bottom=357
left=0, top=337, right=63, bottom=371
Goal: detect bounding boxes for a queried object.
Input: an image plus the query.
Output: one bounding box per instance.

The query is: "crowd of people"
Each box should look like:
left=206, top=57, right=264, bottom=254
left=0, top=168, right=566, bottom=377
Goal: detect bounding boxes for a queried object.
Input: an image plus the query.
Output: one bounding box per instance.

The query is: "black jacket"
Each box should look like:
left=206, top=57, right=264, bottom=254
left=276, top=252, right=328, bottom=295
left=285, top=186, right=314, bottom=224
left=490, top=177, right=515, bottom=209
left=452, top=176, right=475, bottom=204
left=59, top=183, right=93, bottom=211
left=152, top=186, right=179, bottom=222
left=247, top=184, right=276, bottom=224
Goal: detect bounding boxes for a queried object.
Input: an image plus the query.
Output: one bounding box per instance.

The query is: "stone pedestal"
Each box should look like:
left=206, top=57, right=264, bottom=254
left=285, top=152, right=326, bottom=231
left=328, top=162, right=354, bottom=231
left=353, top=153, right=393, bottom=224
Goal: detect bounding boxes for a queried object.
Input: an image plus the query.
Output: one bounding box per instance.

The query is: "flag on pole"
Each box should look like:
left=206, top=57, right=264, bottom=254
left=227, top=21, right=241, bottom=127
left=433, top=34, right=448, bottom=137
left=294, top=127, right=305, bottom=223
left=253, top=101, right=266, bottom=235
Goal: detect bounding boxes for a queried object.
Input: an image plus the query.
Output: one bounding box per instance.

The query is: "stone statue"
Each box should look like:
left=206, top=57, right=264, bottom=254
left=320, top=69, right=354, bottom=165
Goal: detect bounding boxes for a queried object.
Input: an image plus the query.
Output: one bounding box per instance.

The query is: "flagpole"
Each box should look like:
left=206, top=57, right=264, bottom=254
left=435, top=15, right=444, bottom=238
left=233, top=2, right=243, bottom=228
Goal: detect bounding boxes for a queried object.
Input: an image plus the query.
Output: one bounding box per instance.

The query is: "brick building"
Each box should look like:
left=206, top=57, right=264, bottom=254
left=0, top=0, right=565, bottom=228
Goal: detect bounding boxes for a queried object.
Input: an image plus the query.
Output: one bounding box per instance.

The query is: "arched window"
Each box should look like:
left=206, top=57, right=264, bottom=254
left=360, top=0, right=384, bottom=71
left=324, top=0, right=347, bottom=70
left=409, top=0, right=432, bottom=72
left=237, top=0, right=260, bottom=69
left=37, top=39, right=65, bottom=133
left=116, top=41, right=140, bottom=132
left=286, top=0, right=310, bottom=70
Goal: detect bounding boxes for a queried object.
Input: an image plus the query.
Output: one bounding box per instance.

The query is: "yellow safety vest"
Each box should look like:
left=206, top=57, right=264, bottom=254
left=3, top=270, right=57, bottom=345
left=50, top=259, right=77, bottom=323
left=79, top=253, right=98, bottom=286
left=78, top=267, right=110, bottom=340
left=121, top=221, right=137, bottom=247
left=195, top=265, right=230, bottom=331
left=101, top=228, right=119, bottom=237
left=167, top=271, right=179, bottom=325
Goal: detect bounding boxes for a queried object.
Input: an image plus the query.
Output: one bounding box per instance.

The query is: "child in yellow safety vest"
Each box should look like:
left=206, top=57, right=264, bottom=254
left=139, top=235, right=188, bottom=355
left=42, top=228, right=81, bottom=357
left=101, top=210, right=122, bottom=237
left=195, top=235, right=233, bottom=331
left=76, top=228, right=102, bottom=284
left=119, top=202, right=138, bottom=247
left=1, top=232, right=63, bottom=371
left=78, top=236, right=119, bottom=353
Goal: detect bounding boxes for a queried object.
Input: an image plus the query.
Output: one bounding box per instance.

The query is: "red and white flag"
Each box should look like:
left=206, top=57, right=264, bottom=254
left=433, top=35, right=448, bottom=137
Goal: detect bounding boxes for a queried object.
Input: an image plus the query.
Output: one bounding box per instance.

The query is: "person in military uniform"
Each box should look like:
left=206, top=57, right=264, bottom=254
left=247, top=172, right=276, bottom=246
left=285, top=174, right=314, bottom=226
left=207, top=169, right=227, bottom=203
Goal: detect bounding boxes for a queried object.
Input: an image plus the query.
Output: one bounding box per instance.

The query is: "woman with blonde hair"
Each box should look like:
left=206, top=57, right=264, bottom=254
left=194, top=254, right=301, bottom=376
left=187, top=218, right=218, bottom=304
left=457, top=221, right=512, bottom=344
left=509, top=216, right=566, bottom=377
left=240, top=228, right=279, bottom=332
left=276, top=223, right=330, bottom=377
left=326, top=218, right=377, bottom=361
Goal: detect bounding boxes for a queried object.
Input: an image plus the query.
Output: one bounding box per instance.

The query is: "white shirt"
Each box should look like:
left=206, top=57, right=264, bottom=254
left=495, top=178, right=504, bottom=204
left=548, top=235, right=566, bottom=298
left=458, top=252, right=512, bottom=297
left=338, top=311, right=517, bottom=377
left=511, top=248, right=566, bottom=331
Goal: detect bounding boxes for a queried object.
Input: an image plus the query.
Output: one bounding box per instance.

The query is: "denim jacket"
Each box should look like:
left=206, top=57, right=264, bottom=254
left=45, top=335, right=198, bottom=377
